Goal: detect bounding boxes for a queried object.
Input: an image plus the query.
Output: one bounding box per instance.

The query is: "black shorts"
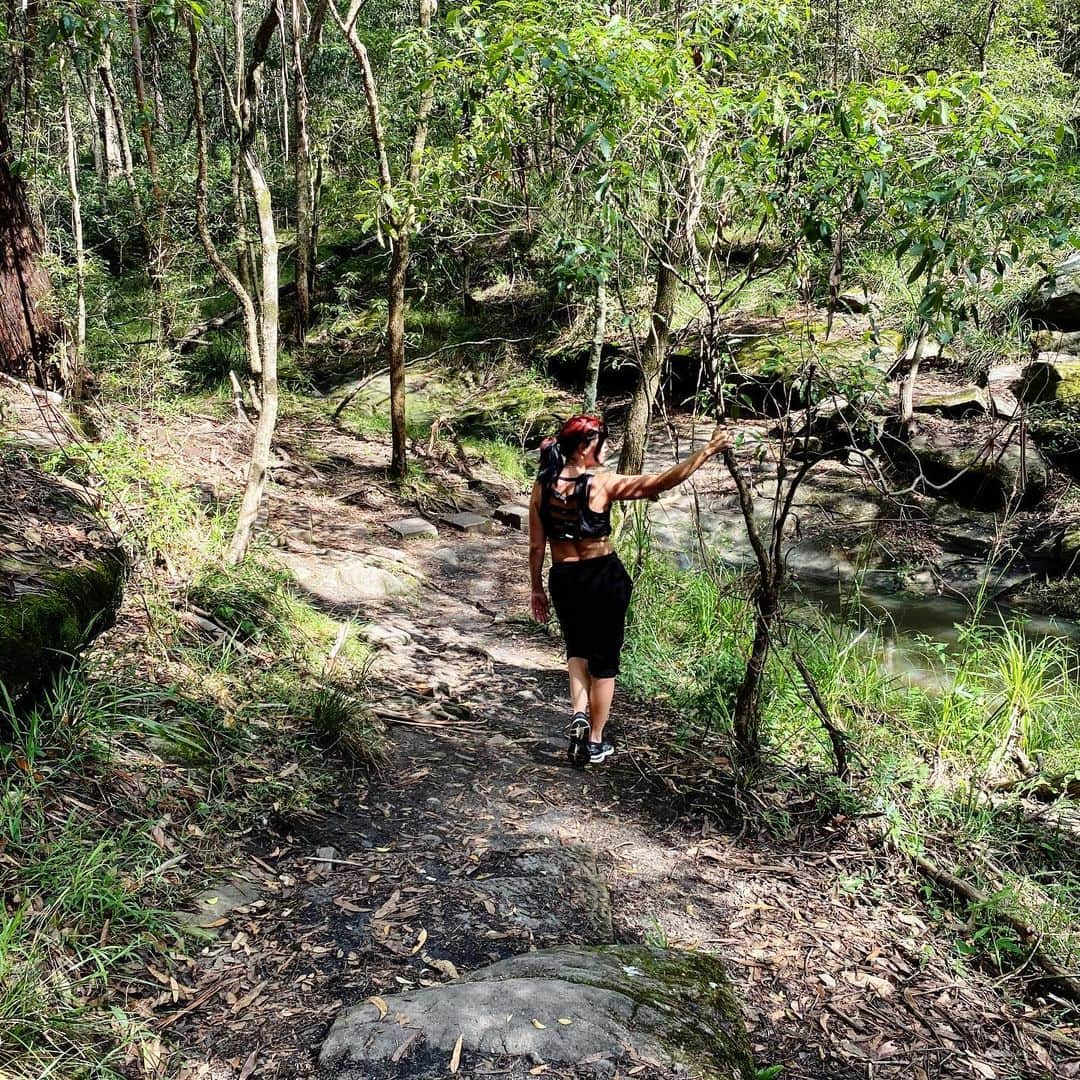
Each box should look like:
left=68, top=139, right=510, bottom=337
left=548, top=553, right=633, bottom=679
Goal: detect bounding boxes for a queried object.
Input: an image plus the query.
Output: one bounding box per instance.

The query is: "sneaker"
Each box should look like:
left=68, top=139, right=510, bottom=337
left=567, top=712, right=590, bottom=767
left=587, top=739, right=614, bottom=764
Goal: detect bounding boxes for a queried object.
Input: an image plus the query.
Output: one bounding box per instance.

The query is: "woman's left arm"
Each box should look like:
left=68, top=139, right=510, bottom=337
left=528, top=483, right=550, bottom=622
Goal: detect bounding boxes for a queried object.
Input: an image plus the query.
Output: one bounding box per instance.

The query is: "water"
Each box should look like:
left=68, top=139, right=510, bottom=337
left=790, top=575, right=1080, bottom=688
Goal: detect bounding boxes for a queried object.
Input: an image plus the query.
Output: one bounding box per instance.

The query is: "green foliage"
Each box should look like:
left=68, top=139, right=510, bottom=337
left=189, top=559, right=291, bottom=644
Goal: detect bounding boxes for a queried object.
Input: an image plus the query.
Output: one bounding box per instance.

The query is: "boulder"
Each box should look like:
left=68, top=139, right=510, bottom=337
left=1018, top=354, right=1080, bottom=405
left=908, top=429, right=1048, bottom=511
left=1058, top=526, right=1080, bottom=574
left=912, top=386, right=989, bottom=418
left=722, top=325, right=899, bottom=418
left=1024, top=253, right=1080, bottom=331
left=1031, top=329, right=1080, bottom=356
left=1, top=464, right=125, bottom=700
left=319, top=945, right=754, bottom=1080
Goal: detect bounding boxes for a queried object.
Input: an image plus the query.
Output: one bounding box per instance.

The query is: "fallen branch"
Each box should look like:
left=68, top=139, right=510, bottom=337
left=893, top=840, right=1080, bottom=1004
left=792, top=651, right=849, bottom=780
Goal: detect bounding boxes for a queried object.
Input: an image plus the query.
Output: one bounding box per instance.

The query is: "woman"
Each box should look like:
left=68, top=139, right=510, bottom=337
left=529, top=414, right=733, bottom=765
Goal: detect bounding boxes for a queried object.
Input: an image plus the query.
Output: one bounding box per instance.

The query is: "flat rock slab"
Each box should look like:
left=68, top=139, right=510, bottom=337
left=320, top=946, right=753, bottom=1079
left=178, top=876, right=262, bottom=931
left=282, top=554, right=417, bottom=604
left=442, top=512, right=491, bottom=533
left=494, top=504, right=530, bottom=530
left=388, top=517, right=438, bottom=539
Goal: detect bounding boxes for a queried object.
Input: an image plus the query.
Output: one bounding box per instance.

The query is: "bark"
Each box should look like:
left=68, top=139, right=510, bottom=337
left=290, top=0, right=313, bottom=340
left=334, top=0, right=435, bottom=479
left=125, top=0, right=171, bottom=337
left=619, top=227, right=678, bottom=474
left=583, top=274, right=606, bottom=413
left=60, top=57, right=87, bottom=399
left=897, top=321, right=928, bottom=433
left=225, top=1, right=282, bottom=565
left=0, top=117, right=63, bottom=386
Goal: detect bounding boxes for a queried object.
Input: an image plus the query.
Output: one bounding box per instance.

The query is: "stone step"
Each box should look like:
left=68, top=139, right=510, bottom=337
left=494, top=503, right=530, bottom=530
left=442, top=511, right=492, bottom=533
left=388, top=517, right=438, bottom=539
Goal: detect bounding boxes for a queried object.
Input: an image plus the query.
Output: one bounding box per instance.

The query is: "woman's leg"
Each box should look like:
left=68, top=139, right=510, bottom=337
left=588, top=677, right=615, bottom=742
left=567, top=657, right=591, bottom=716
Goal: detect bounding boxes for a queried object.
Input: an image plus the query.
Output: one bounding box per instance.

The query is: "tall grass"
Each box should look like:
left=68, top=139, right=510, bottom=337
left=619, top=547, right=1080, bottom=978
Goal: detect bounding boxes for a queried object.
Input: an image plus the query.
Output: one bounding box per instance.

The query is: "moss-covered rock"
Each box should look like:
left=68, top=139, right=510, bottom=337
left=320, top=945, right=754, bottom=1080
left=1019, top=354, right=1080, bottom=405
left=0, top=463, right=125, bottom=700
left=908, top=429, right=1048, bottom=511
left=721, top=324, right=899, bottom=417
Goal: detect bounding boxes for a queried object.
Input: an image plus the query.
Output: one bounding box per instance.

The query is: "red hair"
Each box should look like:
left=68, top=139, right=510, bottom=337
left=538, top=415, right=607, bottom=484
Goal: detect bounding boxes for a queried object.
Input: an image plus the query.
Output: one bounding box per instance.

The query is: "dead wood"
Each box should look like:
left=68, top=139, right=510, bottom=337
left=894, top=840, right=1080, bottom=1004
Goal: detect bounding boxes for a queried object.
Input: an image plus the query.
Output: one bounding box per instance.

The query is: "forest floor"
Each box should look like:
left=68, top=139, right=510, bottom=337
left=128, top=405, right=1077, bottom=1080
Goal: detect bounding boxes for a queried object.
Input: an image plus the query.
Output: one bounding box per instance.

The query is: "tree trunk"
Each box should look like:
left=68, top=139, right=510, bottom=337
left=290, top=0, right=313, bottom=341
left=619, top=240, right=678, bottom=474
left=0, top=118, right=63, bottom=386
left=583, top=274, right=606, bottom=413
left=60, top=57, right=87, bottom=399
left=897, top=321, right=928, bottom=433
left=126, top=0, right=171, bottom=338
left=731, top=585, right=777, bottom=770
left=227, top=156, right=279, bottom=565
left=224, top=0, right=282, bottom=565
left=387, top=232, right=410, bottom=477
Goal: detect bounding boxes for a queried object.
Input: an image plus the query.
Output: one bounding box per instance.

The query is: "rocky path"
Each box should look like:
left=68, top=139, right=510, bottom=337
left=163, top=418, right=1072, bottom=1080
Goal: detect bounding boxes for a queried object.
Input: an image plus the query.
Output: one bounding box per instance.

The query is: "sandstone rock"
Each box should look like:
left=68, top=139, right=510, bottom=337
left=388, top=517, right=438, bottom=540
left=1031, top=329, right=1080, bottom=355
left=908, top=429, right=1048, bottom=511
left=913, top=386, right=988, bottom=418
left=494, top=503, right=530, bottom=530
left=361, top=623, right=412, bottom=648
left=319, top=945, right=754, bottom=1080
left=441, top=512, right=491, bottom=533
left=1024, top=252, right=1080, bottom=330
left=1018, top=353, right=1080, bottom=405
left=0, top=468, right=125, bottom=700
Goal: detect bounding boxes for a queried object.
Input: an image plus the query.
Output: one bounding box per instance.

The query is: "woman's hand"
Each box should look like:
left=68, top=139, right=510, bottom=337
left=531, top=588, right=551, bottom=623
left=708, top=423, right=733, bottom=455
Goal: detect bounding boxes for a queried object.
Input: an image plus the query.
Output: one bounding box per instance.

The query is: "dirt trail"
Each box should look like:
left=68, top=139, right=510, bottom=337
left=165, top=416, right=1071, bottom=1080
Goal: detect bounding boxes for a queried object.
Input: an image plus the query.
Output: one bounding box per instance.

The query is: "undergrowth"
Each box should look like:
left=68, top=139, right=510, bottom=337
left=619, top=533, right=1080, bottom=998
left=1, top=426, right=385, bottom=1079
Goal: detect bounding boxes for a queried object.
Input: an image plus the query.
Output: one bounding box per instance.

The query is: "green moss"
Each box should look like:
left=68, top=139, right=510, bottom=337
left=0, top=557, right=124, bottom=697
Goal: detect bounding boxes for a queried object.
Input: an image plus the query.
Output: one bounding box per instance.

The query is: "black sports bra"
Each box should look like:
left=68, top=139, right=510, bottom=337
left=538, top=474, right=612, bottom=542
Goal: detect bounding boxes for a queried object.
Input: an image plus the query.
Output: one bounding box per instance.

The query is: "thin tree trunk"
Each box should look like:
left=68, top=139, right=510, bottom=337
left=125, top=0, right=171, bottom=338
left=619, top=237, right=678, bottom=474
left=583, top=274, right=606, bottom=413
left=333, top=0, right=434, bottom=479
left=228, top=154, right=279, bottom=565
left=186, top=16, right=262, bottom=382
left=225, top=0, right=282, bottom=565
left=290, top=0, right=313, bottom=340
left=0, top=116, right=63, bottom=386
left=897, top=321, right=928, bottom=433
left=86, top=77, right=104, bottom=182
left=60, top=56, right=87, bottom=399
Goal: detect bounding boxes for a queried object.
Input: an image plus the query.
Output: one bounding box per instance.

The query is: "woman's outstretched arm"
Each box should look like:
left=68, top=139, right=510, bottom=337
left=528, top=482, right=550, bottom=622
left=601, top=425, right=733, bottom=502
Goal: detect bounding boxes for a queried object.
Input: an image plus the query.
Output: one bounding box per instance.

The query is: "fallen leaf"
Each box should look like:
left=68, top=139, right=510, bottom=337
left=558, top=1018, right=572, bottom=1025
left=449, top=1033, right=463, bottom=1074
left=238, top=1050, right=258, bottom=1080
left=969, top=1061, right=997, bottom=1080
left=334, top=896, right=363, bottom=914
left=530, top=1067, right=549, bottom=1075
left=372, top=890, right=401, bottom=920
left=531, top=1018, right=546, bottom=1029
left=368, top=995, right=389, bottom=1019
left=411, top=928, right=428, bottom=955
